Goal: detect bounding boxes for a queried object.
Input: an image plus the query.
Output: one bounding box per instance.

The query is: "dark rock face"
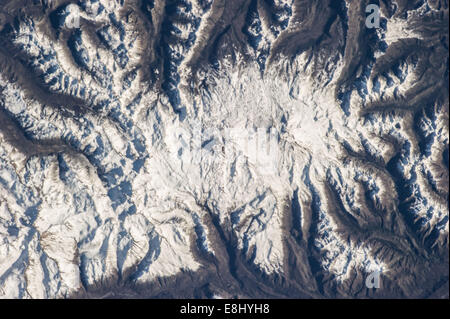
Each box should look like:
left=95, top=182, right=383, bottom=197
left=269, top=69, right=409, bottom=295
left=0, top=0, right=448, bottom=299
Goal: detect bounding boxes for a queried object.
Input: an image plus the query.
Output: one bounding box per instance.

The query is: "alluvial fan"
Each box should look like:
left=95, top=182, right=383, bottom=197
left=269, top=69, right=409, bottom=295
left=0, top=0, right=448, bottom=298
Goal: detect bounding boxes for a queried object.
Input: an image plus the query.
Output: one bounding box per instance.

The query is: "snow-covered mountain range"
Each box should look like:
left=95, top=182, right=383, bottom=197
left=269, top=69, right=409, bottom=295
left=0, top=0, right=448, bottom=298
